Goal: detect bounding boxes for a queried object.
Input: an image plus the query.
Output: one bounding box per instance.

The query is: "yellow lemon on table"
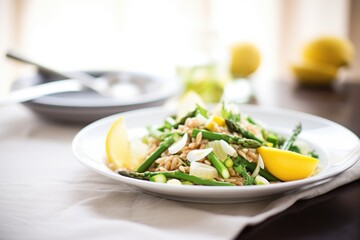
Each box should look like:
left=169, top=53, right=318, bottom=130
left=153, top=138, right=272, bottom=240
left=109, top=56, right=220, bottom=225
left=230, top=43, right=261, bottom=77
left=291, top=36, right=354, bottom=85
left=291, top=61, right=338, bottom=85
left=303, top=36, right=354, bottom=67
left=106, top=117, right=134, bottom=170
left=257, top=146, right=319, bottom=181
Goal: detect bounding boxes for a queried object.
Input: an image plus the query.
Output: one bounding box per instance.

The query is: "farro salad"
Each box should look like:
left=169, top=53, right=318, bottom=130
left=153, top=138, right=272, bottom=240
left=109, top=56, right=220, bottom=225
left=110, top=103, right=319, bottom=186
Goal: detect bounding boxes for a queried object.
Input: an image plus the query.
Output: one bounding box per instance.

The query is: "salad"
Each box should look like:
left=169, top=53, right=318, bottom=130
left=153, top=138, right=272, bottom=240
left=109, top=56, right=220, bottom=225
left=106, top=102, right=319, bottom=186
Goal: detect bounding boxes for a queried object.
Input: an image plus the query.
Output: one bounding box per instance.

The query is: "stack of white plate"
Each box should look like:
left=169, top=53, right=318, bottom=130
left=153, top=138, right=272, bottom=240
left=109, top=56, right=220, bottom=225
left=11, top=71, right=180, bottom=123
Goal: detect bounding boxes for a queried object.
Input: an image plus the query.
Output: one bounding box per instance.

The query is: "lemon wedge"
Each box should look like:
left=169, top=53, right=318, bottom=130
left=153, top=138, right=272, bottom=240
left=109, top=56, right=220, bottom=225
left=105, top=117, right=133, bottom=170
left=257, top=146, right=319, bottom=181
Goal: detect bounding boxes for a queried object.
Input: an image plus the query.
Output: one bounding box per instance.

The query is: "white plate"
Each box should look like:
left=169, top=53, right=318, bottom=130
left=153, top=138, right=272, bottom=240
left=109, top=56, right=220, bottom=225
left=72, top=105, right=360, bottom=203
left=12, top=71, right=180, bottom=123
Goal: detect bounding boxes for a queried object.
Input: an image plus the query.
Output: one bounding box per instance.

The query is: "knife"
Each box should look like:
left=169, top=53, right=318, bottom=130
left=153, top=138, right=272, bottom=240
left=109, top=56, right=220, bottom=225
left=0, top=79, right=83, bottom=105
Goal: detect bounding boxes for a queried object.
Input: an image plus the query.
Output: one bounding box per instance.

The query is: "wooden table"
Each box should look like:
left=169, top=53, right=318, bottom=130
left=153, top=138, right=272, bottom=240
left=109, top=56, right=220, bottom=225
left=237, top=80, right=360, bottom=240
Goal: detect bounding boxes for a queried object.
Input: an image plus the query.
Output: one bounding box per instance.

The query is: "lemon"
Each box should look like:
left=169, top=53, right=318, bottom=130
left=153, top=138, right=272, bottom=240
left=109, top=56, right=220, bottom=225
left=291, top=36, right=354, bottom=85
left=303, top=36, right=354, bottom=67
left=105, top=117, right=132, bottom=170
left=177, top=91, right=205, bottom=120
left=230, top=43, right=261, bottom=77
left=257, top=146, right=319, bottom=181
left=291, top=61, right=338, bottom=85
left=106, top=117, right=149, bottom=170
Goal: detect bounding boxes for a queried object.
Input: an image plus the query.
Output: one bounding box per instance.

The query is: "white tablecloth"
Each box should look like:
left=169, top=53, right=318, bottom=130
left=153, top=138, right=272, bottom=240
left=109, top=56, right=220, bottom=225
left=1, top=105, right=359, bottom=240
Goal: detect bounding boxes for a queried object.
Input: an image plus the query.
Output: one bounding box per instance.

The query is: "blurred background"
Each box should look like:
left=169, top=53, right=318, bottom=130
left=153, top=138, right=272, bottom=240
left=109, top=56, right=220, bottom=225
left=0, top=0, right=359, bottom=99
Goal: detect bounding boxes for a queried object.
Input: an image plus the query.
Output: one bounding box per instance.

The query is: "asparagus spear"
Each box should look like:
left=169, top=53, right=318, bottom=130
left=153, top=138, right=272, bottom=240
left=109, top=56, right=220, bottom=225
left=225, top=119, right=265, bottom=144
left=234, top=156, right=280, bottom=182
left=136, top=136, right=175, bottom=173
left=207, top=152, right=230, bottom=179
left=281, top=123, right=302, bottom=150
left=191, top=129, right=261, bottom=148
left=118, top=170, right=235, bottom=186
left=233, top=165, right=254, bottom=185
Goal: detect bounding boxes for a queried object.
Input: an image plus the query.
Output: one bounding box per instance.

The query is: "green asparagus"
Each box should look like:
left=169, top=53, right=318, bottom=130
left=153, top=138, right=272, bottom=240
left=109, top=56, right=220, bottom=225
left=234, top=156, right=280, bottom=182
left=246, top=116, right=257, bottom=125
left=118, top=170, right=235, bottom=186
left=195, top=104, right=209, bottom=118
left=150, top=174, right=167, bottom=183
left=136, top=136, right=175, bottom=173
left=225, top=119, right=265, bottom=144
left=266, top=133, right=279, bottom=147
left=281, top=123, right=302, bottom=150
left=233, top=165, right=254, bottom=185
left=207, top=152, right=230, bottom=179
left=191, top=129, right=261, bottom=148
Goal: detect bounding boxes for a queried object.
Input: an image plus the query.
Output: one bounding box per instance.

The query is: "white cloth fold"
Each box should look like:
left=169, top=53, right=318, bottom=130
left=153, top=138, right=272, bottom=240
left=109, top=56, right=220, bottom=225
left=0, top=106, right=359, bottom=240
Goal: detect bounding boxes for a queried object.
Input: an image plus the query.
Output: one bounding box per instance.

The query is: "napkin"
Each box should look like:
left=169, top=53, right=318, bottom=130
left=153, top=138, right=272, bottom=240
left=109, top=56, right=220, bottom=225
left=0, top=105, right=359, bottom=240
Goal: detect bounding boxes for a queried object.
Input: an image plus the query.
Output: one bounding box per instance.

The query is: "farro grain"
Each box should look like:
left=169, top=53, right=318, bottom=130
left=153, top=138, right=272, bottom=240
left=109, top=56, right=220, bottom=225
left=185, top=118, right=200, bottom=128
left=248, top=151, right=258, bottom=161
left=179, top=166, right=186, bottom=173
left=183, top=149, right=190, bottom=154
left=170, top=157, right=178, bottom=170
left=182, top=146, right=190, bottom=152
left=165, top=155, right=174, bottom=163
left=195, top=132, right=202, bottom=147
left=238, top=150, right=247, bottom=159
left=189, top=142, right=196, bottom=149
left=204, top=160, right=211, bottom=165
left=215, top=177, right=225, bottom=182
left=179, top=153, right=186, bottom=159
left=224, top=178, right=237, bottom=183
left=155, top=157, right=165, bottom=164
left=228, top=167, right=236, bottom=176
left=232, top=144, right=239, bottom=150
left=164, top=161, right=171, bottom=170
